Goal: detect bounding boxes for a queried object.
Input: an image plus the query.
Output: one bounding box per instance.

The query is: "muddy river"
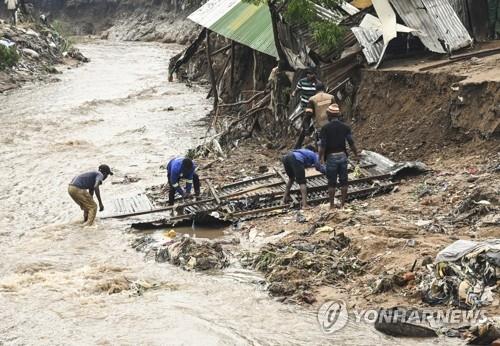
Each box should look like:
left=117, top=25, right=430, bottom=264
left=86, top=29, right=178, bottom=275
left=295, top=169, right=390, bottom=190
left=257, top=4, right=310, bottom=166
left=0, top=41, right=459, bottom=345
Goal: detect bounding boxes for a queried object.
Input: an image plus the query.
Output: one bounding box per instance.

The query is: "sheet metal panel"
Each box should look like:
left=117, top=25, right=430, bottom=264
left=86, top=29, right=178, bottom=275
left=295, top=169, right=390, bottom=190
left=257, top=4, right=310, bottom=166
left=103, top=193, right=155, bottom=218
left=188, top=0, right=278, bottom=57
left=351, top=26, right=383, bottom=64
left=188, top=0, right=239, bottom=28
left=389, top=0, right=472, bottom=53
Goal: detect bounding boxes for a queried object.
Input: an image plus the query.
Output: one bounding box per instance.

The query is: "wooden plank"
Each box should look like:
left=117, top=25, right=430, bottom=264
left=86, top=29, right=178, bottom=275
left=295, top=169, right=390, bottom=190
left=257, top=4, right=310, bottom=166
left=101, top=197, right=216, bottom=219
left=274, top=168, right=289, bottom=184
left=419, top=47, right=500, bottom=72
left=220, top=172, right=277, bottom=190
left=206, top=179, right=221, bottom=204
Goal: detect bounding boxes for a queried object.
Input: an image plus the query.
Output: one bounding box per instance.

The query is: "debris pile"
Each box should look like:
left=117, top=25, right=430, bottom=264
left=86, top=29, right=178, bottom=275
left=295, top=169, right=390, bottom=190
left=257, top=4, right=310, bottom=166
left=156, top=236, right=229, bottom=271
left=450, top=184, right=500, bottom=229
left=0, top=22, right=88, bottom=92
left=132, top=235, right=229, bottom=271
left=420, top=239, right=500, bottom=309
left=243, top=229, right=364, bottom=303
left=92, top=275, right=176, bottom=296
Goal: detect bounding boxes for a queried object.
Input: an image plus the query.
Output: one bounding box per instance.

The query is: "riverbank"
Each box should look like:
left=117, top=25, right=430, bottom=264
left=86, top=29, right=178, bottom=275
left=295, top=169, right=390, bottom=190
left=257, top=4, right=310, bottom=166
left=0, top=21, right=88, bottom=93
left=144, top=50, right=500, bottom=341
left=2, top=40, right=410, bottom=345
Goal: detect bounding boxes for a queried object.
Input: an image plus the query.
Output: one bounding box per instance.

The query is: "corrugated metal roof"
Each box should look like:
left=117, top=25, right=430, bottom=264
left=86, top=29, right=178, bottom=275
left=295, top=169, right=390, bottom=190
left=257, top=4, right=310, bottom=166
left=313, top=2, right=360, bottom=22
left=351, top=26, right=383, bottom=64
left=389, top=0, right=472, bottom=53
left=447, top=0, right=471, bottom=32
left=188, top=0, right=278, bottom=57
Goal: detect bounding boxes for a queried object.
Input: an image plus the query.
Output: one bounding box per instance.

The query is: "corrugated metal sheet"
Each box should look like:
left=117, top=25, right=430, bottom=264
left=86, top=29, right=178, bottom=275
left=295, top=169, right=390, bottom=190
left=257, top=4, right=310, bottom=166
left=389, top=0, right=472, bottom=53
left=313, top=2, right=360, bottom=22
left=278, top=2, right=360, bottom=63
left=351, top=26, right=384, bottom=64
left=447, top=0, right=471, bottom=32
left=188, top=0, right=278, bottom=57
left=102, top=193, right=155, bottom=218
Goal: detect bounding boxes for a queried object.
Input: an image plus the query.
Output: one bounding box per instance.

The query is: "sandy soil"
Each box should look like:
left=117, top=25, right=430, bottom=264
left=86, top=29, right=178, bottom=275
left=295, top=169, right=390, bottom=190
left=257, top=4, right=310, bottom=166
left=188, top=56, right=500, bottom=323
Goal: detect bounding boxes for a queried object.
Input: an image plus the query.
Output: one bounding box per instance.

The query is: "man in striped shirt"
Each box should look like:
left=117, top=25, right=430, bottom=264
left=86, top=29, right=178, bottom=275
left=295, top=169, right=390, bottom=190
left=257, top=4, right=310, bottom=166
left=292, top=69, right=319, bottom=109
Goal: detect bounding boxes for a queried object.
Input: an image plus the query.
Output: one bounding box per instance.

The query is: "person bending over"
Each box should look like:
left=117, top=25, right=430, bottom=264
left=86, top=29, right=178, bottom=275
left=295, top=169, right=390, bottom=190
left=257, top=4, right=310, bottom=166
left=68, top=164, right=113, bottom=226
left=167, top=157, right=200, bottom=205
left=282, top=145, right=325, bottom=209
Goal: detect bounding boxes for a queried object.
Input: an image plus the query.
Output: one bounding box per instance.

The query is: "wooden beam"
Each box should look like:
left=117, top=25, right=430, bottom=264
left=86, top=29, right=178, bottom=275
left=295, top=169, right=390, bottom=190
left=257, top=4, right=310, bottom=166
left=419, top=47, right=500, bottom=72
left=206, top=30, right=219, bottom=109
left=102, top=197, right=216, bottom=219
left=210, top=44, right=231, bottom=57
left=206, top=179, right=221, bottom=204
left=230, top=41, right=235, bottom=90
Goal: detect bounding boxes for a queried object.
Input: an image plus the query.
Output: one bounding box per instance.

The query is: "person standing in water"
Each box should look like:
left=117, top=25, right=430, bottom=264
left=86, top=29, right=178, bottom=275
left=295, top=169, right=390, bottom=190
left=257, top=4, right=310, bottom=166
left=68, top=164, right=113, bottom=226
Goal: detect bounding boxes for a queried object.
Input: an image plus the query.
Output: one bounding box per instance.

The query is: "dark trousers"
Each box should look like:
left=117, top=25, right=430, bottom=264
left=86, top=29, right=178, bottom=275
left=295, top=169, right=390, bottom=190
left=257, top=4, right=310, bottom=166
left=168, top=173, right=200, bottom=205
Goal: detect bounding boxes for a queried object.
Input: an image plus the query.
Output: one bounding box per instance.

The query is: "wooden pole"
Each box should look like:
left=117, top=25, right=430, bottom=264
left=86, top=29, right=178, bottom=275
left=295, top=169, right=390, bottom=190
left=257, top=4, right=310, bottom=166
left=230, top=41, right=235, bottom=90
left=206, top=30, right=219, bottom=110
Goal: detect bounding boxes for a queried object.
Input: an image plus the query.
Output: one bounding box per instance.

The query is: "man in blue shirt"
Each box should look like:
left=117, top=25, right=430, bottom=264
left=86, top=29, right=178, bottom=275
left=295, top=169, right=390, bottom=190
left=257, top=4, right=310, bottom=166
left=68, top=164, right=113, bottom=226
left=167, top=157, right=201, bottom=205
left=282, top=145, right=325, bottom=209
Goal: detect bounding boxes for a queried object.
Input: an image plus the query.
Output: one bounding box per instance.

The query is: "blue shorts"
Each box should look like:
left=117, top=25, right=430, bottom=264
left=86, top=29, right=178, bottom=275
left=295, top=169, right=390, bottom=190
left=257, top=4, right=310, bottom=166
left=326, top=153, right=348, bottom=187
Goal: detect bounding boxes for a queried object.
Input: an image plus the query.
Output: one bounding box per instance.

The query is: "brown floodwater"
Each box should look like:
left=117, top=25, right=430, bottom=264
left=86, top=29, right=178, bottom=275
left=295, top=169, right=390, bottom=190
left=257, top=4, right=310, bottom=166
left=0, top=41, right=462, bottom=345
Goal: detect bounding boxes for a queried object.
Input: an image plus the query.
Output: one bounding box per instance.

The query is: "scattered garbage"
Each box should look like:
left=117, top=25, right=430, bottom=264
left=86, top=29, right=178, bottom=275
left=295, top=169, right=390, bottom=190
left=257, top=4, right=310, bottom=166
left=0, top=22, right=88, bottom=92
left=420, top=239, right=500, bottom=309
left=155, top=236, right=229, bottom=271
left=467, top=321, right=500, bottom=345
left=244, top=231, right=363, bottom=303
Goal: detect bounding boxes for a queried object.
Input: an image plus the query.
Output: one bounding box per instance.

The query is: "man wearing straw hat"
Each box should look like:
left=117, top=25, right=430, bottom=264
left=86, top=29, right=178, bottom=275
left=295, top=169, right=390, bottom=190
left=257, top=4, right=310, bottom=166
left=319, top=104, right=359, bottom=209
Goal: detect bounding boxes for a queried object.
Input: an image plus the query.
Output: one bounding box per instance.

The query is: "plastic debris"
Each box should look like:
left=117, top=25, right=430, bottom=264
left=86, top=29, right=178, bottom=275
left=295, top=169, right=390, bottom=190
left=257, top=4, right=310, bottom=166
left=419, top=239, right=500, bottom=309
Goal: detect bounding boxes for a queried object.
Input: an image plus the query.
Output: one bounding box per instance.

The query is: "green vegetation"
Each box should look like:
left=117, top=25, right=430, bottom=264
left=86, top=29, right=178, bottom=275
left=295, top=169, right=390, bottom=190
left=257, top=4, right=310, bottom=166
left=247, top=0, right=345, bottom=56
left=285, top=0, right=316, bottom=24
left=311, top=20, right=345, bottom=55
left=51, top=20, right=74, bottom=51
left=0, top=45, right=20, bottom=70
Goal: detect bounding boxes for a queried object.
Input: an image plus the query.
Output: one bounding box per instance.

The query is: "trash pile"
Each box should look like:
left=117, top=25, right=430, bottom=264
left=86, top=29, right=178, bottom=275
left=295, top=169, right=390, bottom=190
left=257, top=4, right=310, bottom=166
left=450, top=184, right=500, bottom=229
left=132, top=234, right=229, bottom=271
left=92, top=275, right=177, bottom=296
left=243, top=229, right=364, bottom=303
left=420, top=239, right=500, bottom=309
left=156, top=236, right=229, bottom=271
left=0, top=22, right=88, bottom=92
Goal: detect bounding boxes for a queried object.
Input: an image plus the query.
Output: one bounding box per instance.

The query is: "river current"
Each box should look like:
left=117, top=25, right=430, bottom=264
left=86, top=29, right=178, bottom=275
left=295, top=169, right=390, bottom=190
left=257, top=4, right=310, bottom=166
left=0, top=41, right=459, bottom=345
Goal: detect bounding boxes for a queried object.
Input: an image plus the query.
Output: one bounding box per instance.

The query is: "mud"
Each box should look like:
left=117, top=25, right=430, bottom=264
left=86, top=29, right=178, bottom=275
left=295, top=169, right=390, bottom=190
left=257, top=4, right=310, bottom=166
left=2, top=40, right=426, bottom=345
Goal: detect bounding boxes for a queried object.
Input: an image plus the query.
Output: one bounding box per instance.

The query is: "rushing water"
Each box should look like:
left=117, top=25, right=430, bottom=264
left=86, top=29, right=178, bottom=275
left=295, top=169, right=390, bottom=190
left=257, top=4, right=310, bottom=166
left=0, top=41, right=460, bottom=345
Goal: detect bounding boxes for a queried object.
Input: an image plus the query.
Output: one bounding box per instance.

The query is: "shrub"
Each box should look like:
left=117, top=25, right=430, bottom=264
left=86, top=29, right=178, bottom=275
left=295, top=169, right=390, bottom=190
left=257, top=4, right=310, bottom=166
left=311, top=20, right=345, bottom=56
left=0, top=45, right=20, bottom=70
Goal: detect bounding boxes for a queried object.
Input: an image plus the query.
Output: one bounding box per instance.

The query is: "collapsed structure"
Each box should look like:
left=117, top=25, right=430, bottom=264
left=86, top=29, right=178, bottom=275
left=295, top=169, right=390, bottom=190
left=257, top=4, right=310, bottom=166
left=168, top=0, right=499, bottom=149
left=103, top=150, right=427, bottom=228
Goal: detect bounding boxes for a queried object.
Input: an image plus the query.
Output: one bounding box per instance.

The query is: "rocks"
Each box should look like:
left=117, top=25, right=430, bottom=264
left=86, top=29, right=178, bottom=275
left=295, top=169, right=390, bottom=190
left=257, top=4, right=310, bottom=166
left=21, top=48, right=39, bottom=58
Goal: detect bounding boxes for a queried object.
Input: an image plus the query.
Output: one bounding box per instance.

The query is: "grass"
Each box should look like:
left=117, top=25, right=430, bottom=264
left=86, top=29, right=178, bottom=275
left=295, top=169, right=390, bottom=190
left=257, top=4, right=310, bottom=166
left=51, top=20, right=74, bottom=52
